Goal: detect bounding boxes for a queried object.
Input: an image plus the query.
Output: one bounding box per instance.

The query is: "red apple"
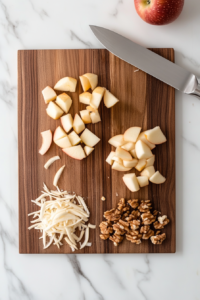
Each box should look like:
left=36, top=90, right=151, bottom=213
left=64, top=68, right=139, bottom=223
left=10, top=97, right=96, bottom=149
left=134, top=0, right=184, bottom=25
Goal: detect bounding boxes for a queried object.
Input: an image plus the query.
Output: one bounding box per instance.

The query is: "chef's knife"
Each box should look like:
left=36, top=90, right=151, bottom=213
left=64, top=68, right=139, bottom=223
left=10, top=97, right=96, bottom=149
left=90, top=25, right=200, bottom=98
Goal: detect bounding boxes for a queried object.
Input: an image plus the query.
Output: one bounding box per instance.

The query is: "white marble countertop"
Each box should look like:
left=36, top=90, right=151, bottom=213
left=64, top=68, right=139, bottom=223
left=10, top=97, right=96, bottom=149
left=0, top=0, right=200, bottom=299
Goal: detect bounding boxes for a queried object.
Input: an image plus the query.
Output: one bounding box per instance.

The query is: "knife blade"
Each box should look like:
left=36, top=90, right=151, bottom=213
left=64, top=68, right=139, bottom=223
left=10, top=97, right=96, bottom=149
left=90, top=25, right=200, bottom=98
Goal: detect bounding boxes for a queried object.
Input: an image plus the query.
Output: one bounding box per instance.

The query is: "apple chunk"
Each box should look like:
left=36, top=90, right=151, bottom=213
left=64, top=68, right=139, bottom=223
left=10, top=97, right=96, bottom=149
left=112, top=161, right=132, bottom=172
left=46, top=102, right=64, bottom=120
left=149, top=171, right=166, bottom=184
left=137, top=132, right=156, bottom=150
left=106, top=151, right=115, bottom=165
left=121, top=142, right=135, bottom=151
left=135, top=159, right=147, bottom=171
left=55, top=136, right=71, bottom=149
left=86, top=106, right=97, bottom=113
left=104, top=90, right=119, bottom=108
left=63, top=145, right=86, bottom=160
left=108, top=135, right=125, bottom=148
left=115, top=146, right=132, bottom=161
left=42, top=86, right=57, bottom=104
left=55, top=93, right=72, bottom=114
left=90, top=111, right=101, bottom=124
left=84, top=146, right=94, bottom=156
left=90, top=87, right=105, bottom=109
left=80, top=110, right=92, bottom=124
left=146, top=155, right=155, bottom=167
left=39, top=130, right=52, bottom=155
left=80, top=128, right=100, bottom=147
left=145, top=126, right=167, bottom=144
left=130, top=149, right=137, bottom=158
left=123, top=173, right=140, bottom=192
left=141, top=166, right=155, bottom=179
left=73, top=114, right=85, bottom=134
left=54, top=77, right=77, bottom=92
left=124, top=127, right=141, bottom=143
left=112, top=156, right=123, bottom=165
left=79, top=75, right=91, bottom=92
left=79, top=92, right=92, bottom=105
left=83, top=73, right=98, bottom=90
left=68, top=131, right=81, bottom=146
left=123, top=159, right=138, bottom=168
left=137, top=176, right=149, bottom=188
left=135, top=140, right=153, bottom=159
left=53, top=126, right=67, bottom=142
left=61, top=114, right=73, bottom=133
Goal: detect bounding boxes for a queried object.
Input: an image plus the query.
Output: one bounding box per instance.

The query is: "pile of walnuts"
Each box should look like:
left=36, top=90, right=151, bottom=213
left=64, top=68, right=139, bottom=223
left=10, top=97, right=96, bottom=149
left=99, top=199, right=169, bottom=246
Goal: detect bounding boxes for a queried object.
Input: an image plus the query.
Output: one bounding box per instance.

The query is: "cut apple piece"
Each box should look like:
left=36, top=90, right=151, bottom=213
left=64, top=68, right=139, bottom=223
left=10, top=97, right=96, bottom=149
left=137, top=132, right=156, bottom=150
left=54, top=77, right=77, bottom=92
left=55, top=93, right=72, bottom=114
left=104, top=90, right=119, bottom=108
left=53, top=126, right=67, bottom=142
left=86, top=105, right=97, bottom=113
left=83, top=73, right=98, bottom=90
left=61, top=114, right=73, bottom=133
left=135, top=140, right=153, bottom=159
left=46, top=102, right=64, bottom=120
left=112, top=161, right=132, bottom=172
left=137, top=176, right=149, bottom=187
left=80, top=110, right=92, bottom=124
left=106, top=151, right=115, bottom=165
left=123, top=173, right=140, bottom=192
left=63, top=145, right=86, bottom=160
left=112, top=156, right=123, bottom=165
left=79, top=75, right=91, bottom=92
left=123, top=159, right=138, bottom=168
left=42, top=86, right=57, bottom=104
left=146, top=155, right=155, bottom=168
left=149, top=171, right=166, bottom=184
left=79, top=92, right=92, bottom=105
left=108, top=135, right=125, bottom=148
left=130, top=149, right=137, bottom=159
left=54, top=136, right=71, bottom=149
left=124, top=127, right=141, bottom=143
left=39, top=130, right=52, bottom=155
left=145, top=126, right=167, bottom=144
left=90, top=111, right=101, bottom=124
left=80, top=128, right=100, bottom=147
left=115, top=146, right=132, bottom=161
left=68, top=131, right=81, bottom=146
left=141, top=166, right=155, bottom=179
left=135, top=159, right=147, bottom=171
left=73, top=114, right=85, bottom=134
left=84, top=146, right=94, bottom=156
left=90, top=87, right=105, bottom=109
left=121, top=142, right=135, bottom=151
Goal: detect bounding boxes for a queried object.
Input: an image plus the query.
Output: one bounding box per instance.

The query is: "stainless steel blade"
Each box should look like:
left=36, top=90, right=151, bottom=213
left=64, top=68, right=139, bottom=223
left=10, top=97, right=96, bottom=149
left=90, top=25, right=200, bottom=97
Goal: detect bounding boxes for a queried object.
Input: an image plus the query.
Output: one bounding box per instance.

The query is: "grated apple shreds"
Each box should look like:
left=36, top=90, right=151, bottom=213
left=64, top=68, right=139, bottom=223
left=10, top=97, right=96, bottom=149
left=28, top=183, right=96, bottom=251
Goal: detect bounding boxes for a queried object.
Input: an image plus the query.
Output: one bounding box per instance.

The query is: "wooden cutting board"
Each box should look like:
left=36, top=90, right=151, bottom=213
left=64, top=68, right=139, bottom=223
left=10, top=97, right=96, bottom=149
left=18, top=49, right=175, bottom=254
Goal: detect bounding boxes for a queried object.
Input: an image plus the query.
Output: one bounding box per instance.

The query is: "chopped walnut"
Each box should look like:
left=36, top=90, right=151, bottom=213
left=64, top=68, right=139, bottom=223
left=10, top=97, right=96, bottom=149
left=142, top=229, right=154, bottom=240
left=128, top=199, right=139, bottom=209
left=109, top=234, right=124, bottom=246
left=117, top=198, right=126, bottom=212
left=99, top=221, right=113, bottom=235
left=100, top=234, right=110, bottom=240
left=138, top=200, right=152, bottom=213
left=151, top=233, right=166, bottom=245
left=140, top=225, right=150, bottom=234
left=154, top=216, right=170, bottom=229
left=131, top=210, right=141, bottom=219
left=141, top=213, right=156, bottom=225
left=118, top=219, right=130, bottom=232
left=113, top=224, right=126, bottom=235
left=126, top=231, right=142, bottom=244
left=130, top=220, right=140, bottom=230
left=104, top=208, right=121, bottom=222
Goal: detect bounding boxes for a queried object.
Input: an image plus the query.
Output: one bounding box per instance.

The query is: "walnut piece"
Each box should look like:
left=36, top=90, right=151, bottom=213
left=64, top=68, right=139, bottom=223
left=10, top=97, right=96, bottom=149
left=104, top=208, right=121, bottom=222
left=99, top=221, right=113, bottom=235
left=113, top=224, right=126, bottom=235
left=151, top=233, right=166, bottom=245
left=130, top=220, right=140, bottom=230
left=142, top=229, right=154, bottom=240
left=141, top=213, right=156, bottom=225
left=109, top=234, right=124, bottom=246
left=153, top=215, right=170, bottom=229
left=126, top=230, right=142, bottom=244
left=128, top=199, right=139, bottom=209
left=131, top=210, right=141, bottom=219
left=138, top=200, right=152, bottom=213
left=100, top=234, right=110, bottom=240
left=117, top=198, right=126, bottom=212
left=140, top=225, right=150, bottom=234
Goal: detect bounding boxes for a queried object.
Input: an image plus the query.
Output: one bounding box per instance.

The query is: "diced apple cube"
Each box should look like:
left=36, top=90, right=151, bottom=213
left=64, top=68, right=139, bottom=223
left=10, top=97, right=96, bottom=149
left=53, top=126, right=67, bottom=142
left=84, top=146, right=94, bottom=156
left=73, top=114, right=85, bottom=134
left=137, top=176, right=149, bottom=187
left=42, top=86, right=57, bottom=104
left=55, top=93, right=72, bottom=114
left=104, top=90, right=119, bottom=108
left=135, top=140, right=153, bottom=159
left=108, top=135, right=125, bottom=148
left=79, top=92, right=92, bottom=105
left=83, top=73, right=98, bottom=90
left=130, top=149, right=137, bottom=158
left=112, top=161, right=132, bottom=172
left=123, top=173, right=140, bottom=192
left=80, top=128, right=100, bottom=147
left=121, top=142, right=135, bottom=151
left=68, top=131, right=81, bottom=146
left=146, top=155, right=155, bottom=167
left=54, top=136, right=71, bottom=149
left=124, top=127, right=141, bottom=143
left=145, top=126, right=167, bottom=144
left=141, top=166, right=155, bottom=179
left=54, top=77, right=77, bottom=92
left=46, top=102, right=64, bottom=120
left=123, top=159, right=138, bottom=168
left=86, top=106, right=97, bottom=112
left=61, top=114, right=73, bottom=133
left=80, top=110, right=92, bottom=124
left=63, top=145, right=86, bottom=160
left=115, top=146, right=132, bottom=161
left=149, top=171, right=166, bottom=184
left=112, top=156, right=123, bottom=165
left=79, top=75, right=91, bottom=92
left=106, top=151, right=115, bottom=165
left=135, top=159, right=147, bottom=171
left=90, top=87, right=105, bottom=109
left=137, top=132, right=156, bottom=150
left=90, top=111, right=101, bottom=124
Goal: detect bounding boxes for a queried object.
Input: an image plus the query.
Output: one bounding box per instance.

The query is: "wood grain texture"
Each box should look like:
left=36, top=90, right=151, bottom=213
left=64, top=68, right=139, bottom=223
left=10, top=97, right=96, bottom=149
left=18, top=49, right=175, bottom=254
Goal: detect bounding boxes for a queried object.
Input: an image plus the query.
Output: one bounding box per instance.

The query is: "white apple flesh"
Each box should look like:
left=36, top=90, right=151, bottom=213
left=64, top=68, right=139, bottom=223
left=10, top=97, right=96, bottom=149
left=63, top=145, right=86, bottom=160
left=106, top=151, right=115, bottom=165
left=46, top=101, right=64, bottom=120
left=130, top=149, right=137, bottom=158
left=135, top=159, right=147, bottom=171
left=123, top=159, right=138, bottom=168
left=90, top=111, right=101, bottom=124
left=79, top=92, right=92, bottom=105
left=146, top=155, right=155, bottom=167
left=121, top=142, right=135, bottom=151
left=83, top=73, right=98, bottom=90
left=108, top=135, right=125, bottom=148
left=135, top=140, right=153, bottom=159
left=80, top=110, right=92, bottom=124
left=90, top=87, right=105, bottom=109
left=137, top=176, right=149, bottom=187
left=137, top=132, right=156, bottom=150
left=145, top=126, right=167, bottom=144
left=53, top=126, right=67, bottom=142
left=68, top=131, right=81, bottom=146
left=104, top=90, right=119, bottom=108
left=39, top=130, right=52, bottom=155
left=123, top=173, right=140, bottom=192
left=54, top=136, right=71, bottom=149
left=149, top=171, right=166, bottom=184
left=73, top=114, right=85, bottom=134
left=112, top=156, right=123, bottom=165
left=42, top=86, right=57, bottom=104
left=112, top=161, right=132, bottom=172
left=61, top=114, right=73, bottom=133
left=55, top=93, right=72, bottom=114
left=79, top=75, right=91, bottom=92
left=54, top=77, right=77, bottom=92
left=84, top=146, right=94, bottom=156
left=86, top=106, right=97, bottom=113
left=124, top=127, right=141, bottom=143
left=115, top=146, right=132, bottom=161
left=80, top=128, right=100, bottom=147
left=140, top=166, right=155, bottom=179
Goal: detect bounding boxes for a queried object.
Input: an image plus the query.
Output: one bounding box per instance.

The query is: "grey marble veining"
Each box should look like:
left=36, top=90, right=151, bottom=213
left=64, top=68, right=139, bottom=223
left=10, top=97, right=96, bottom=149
left=0, top=0, right=200, bottom=299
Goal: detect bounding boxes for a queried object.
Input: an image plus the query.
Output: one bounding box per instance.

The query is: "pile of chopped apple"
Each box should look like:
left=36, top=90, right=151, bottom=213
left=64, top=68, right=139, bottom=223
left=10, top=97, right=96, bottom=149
left=106, top=126, right=167, bottom=191
left=39, top=74, right=119, bottom=159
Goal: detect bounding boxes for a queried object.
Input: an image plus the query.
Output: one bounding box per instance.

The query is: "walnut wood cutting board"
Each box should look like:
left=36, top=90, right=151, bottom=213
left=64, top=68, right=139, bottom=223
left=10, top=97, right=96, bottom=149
left=18, top=49, right=175, bottom=254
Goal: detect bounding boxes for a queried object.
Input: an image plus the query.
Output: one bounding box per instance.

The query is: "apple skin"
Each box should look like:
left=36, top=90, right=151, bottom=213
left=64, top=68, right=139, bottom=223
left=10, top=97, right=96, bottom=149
left=134, top=0, right=184, bottom=25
